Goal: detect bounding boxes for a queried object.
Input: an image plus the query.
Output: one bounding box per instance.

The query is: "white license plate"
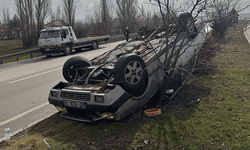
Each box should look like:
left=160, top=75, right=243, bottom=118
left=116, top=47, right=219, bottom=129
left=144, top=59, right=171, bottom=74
left=63, top=100, right=87, bottom=109
left=45, top=48, right=50, bottom=51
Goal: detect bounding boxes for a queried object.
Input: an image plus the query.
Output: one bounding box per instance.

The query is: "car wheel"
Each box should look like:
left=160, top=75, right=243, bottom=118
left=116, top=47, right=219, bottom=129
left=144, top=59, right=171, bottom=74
left=178, top=13, right=197, bottom=38
left=90, top=41, right=98, bottom=50
left=114, top=54, right=147, bottom=92
left=62, top=56, right=91, bottom=83
left=64, top=45, right=72, bottom=56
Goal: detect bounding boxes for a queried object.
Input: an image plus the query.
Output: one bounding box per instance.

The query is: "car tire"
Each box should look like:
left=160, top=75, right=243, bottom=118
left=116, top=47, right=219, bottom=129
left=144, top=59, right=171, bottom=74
left=62, top=56, right=91, bottom=83
left=90, top=41, right=98, bottom=50
left=114, top=54, right=147, bottom=92
left=178, top=13, right=198, bottom=39
left=64, top=45, right=72, bottom=55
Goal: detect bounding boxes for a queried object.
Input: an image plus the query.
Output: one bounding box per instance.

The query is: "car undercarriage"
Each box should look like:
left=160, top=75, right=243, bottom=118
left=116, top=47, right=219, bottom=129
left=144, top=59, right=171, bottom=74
left=48, top=13, right=206, bottom=122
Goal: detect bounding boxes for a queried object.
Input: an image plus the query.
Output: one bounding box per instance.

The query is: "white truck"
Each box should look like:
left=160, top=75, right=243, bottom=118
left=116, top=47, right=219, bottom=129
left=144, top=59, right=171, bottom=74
left=38, top=26, right=110, bottom=56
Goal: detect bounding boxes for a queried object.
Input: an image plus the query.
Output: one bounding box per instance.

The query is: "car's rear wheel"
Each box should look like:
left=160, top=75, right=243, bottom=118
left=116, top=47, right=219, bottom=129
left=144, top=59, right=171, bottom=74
left=62, top=56, right=91, bottom=83
left=114, top=54, right=147, bottom=94
left=178, top=13, right=197, bottom=38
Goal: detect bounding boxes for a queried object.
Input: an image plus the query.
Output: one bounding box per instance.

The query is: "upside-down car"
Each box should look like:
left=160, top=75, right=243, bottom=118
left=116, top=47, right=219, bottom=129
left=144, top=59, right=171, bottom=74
left=48, top=13, right=206, bottom=122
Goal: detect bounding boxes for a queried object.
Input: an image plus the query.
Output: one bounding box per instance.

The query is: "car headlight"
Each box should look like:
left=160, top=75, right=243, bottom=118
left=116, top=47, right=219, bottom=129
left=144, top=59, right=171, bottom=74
left=51, top=91, right=58, bottom=97
left=95, top=95, right=104, bottom=102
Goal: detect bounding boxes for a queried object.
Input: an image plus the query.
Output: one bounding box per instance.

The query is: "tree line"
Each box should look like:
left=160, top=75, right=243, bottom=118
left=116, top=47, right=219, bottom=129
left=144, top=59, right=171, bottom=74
left=0, top=0, right=247, bottom=48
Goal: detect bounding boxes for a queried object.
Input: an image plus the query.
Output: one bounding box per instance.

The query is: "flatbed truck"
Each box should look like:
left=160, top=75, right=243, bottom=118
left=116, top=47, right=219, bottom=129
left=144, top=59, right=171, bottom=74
left=38, top=25, right=109, bottom=56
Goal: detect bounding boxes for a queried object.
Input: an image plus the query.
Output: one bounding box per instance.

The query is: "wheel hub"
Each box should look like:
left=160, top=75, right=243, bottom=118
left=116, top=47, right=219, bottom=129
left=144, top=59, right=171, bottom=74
left=124, top=61, right=143, bottom=85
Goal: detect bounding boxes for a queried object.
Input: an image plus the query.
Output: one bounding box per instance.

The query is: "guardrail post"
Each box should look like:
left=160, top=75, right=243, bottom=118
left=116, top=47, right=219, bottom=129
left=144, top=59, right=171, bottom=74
left=31, top=53, right=33, bottom=58
left=16, top=57, right=18, bottom=61
left=1, top=61, right=2, bottom=64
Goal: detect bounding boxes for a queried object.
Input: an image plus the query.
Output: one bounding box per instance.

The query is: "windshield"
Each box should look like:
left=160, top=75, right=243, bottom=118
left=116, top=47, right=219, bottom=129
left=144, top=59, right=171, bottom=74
left=40, top=30, right=61, bottom=39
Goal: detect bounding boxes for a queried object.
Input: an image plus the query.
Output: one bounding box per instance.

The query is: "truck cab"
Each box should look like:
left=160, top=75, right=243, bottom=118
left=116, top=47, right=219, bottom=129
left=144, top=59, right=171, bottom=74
left=39, top=26, right=78, bottom=56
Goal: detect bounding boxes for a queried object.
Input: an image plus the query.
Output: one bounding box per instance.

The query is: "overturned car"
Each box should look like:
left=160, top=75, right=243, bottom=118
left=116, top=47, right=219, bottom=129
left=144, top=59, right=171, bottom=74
left=48, top=13, right=206, bottom=122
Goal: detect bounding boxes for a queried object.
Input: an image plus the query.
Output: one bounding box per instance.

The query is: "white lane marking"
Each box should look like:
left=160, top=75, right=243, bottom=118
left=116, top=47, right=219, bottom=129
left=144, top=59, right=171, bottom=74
left=9, top=68, right=61, bottom=84
left=0, top=102, right=50, bottom=127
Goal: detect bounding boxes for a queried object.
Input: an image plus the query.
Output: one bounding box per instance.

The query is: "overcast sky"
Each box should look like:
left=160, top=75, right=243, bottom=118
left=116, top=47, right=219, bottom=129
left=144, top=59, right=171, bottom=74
left=0, top=0, right=103, bottom=22
left=0, top=0, right=250, bottom=23
left=0, top=0, right=157, bottom=23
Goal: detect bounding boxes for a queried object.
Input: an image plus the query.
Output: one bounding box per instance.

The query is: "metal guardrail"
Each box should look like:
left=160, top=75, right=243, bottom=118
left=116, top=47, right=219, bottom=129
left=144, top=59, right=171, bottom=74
left=0, top=33, right=137, bottom=64
left=0, top=49, right=40, bottom=64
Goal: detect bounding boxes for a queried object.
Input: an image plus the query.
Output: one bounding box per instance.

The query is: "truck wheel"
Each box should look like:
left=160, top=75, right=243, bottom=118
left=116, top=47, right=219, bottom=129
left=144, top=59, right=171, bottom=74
left=63, top=56, right=92, bottom=83
left=90, top=41, right=98, bottom=50
left=64, top=45, right=72, bottom=56
left=178, top=13, right=197, bottom=38
left=114, top=54, right=147, bottom=92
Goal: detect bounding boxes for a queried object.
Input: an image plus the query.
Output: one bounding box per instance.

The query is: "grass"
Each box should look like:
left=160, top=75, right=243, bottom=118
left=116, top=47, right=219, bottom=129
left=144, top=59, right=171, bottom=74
left=1, top=22, right=250, bottom=149
left=0, top=39, right=41, bottom=64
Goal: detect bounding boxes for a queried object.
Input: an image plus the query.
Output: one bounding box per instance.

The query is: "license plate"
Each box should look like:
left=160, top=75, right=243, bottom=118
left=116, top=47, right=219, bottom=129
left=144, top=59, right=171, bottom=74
left=63, top=100, right=87, bottom=109
left=45, top=48, right=50, bottom=51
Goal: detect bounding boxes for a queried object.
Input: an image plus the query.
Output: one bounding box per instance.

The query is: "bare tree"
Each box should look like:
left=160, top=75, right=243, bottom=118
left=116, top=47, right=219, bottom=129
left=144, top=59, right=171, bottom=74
left=94, top=5, right=102, bottom=35
left=2, top=6, right=10, bottom=37
left=56, top=5, right=61, bottom=20
left=50, top=11, right=56, bottom=22
left=207, top=0, right=240, bottom=19
left=15, top=0, right=35, bottom=47
left=74, top=20, right=87, bottom=38
left=63, top=0, right=76, bottom=28
left=15, top=0, right=50, bottom=47
left=15, top=0, right=29, bottom=47
left=116, top=0, right=139, bottom=32
left=154, top=0, right=207, bottom=103
left=35, top=0, right=51, bottom=40
left=100, top=0, right=113, bottom=35
left=206, top=0, right=241, bottom=37
left=83, top=15, right=95, bottom=36
left=116, top=0, right=208, bottom=103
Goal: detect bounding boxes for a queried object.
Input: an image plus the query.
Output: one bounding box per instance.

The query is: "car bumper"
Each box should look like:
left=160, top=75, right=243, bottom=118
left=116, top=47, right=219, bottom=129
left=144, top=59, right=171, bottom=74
left=48, top=82, right=132, bottom=122
left=39, top=47, right=64, bottom=55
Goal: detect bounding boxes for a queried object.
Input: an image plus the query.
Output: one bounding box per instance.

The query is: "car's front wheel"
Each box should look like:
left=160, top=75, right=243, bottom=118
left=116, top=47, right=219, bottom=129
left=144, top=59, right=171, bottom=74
left=62, top=56, right=91, bottom=83
left=114, top=54, right=147, bottom=94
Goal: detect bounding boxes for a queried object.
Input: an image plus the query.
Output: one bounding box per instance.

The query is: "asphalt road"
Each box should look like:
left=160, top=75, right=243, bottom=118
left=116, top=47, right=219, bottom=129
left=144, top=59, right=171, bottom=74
left=0, top=40, right=124, bottom=142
